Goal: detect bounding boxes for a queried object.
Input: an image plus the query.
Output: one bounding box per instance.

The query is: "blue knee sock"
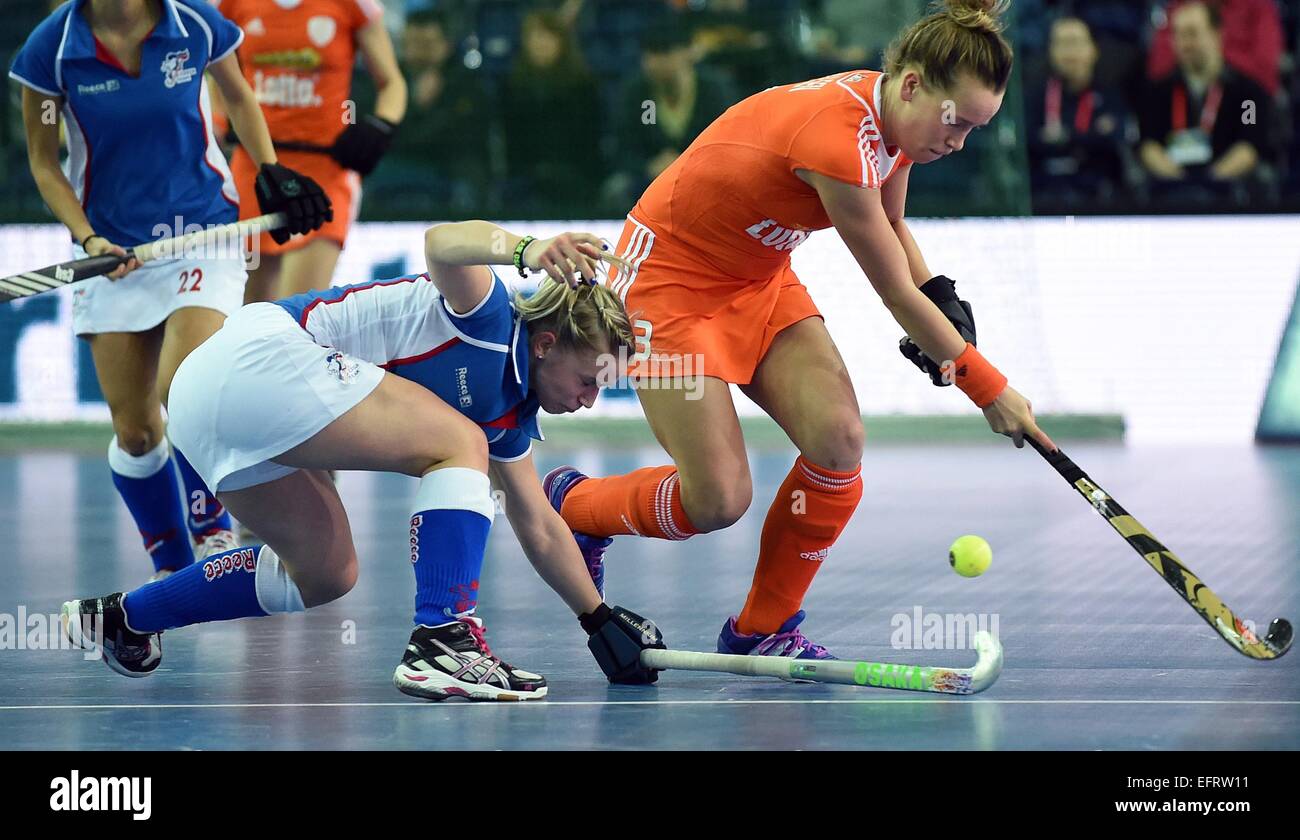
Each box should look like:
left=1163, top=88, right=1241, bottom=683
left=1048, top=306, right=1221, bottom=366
left=109, top=437, right=194, bottom=574
left=410, top=468, right=495, bottom=626
left=122, top=544, right=303, bottom=632
left=172, top=445, right=233, bottom=539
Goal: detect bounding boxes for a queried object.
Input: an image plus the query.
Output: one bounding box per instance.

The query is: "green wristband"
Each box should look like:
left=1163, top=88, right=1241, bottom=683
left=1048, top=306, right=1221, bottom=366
left=513, top=235, right=536, bottom=277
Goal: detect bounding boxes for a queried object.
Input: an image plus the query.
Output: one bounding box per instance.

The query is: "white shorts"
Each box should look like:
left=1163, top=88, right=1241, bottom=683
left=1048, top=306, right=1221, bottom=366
left=70, top=249, right=246, bottom=335
left=167, top=303, right=385, bottom=493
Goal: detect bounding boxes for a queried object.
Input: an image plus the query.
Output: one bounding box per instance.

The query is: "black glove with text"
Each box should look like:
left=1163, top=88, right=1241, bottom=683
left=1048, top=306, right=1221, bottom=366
left=899, top=275, right=978, bottom=386
left=254, top=163, right=333, bottom=245
left=579, top=604, right=665, bottom=684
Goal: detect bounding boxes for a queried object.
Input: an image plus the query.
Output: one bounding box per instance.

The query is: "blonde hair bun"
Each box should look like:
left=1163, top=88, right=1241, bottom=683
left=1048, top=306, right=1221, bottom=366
left=943, top=0, right=1010, bottom=34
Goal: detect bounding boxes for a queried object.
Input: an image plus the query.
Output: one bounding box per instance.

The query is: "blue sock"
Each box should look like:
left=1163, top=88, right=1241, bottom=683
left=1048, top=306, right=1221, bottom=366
left=123, top=544, right=268, bottom=632
left=172, top=444, right=232, bottom=539
left=109, top=437, right=194, bottom=574
left=410, top=468, right=495, bottom=626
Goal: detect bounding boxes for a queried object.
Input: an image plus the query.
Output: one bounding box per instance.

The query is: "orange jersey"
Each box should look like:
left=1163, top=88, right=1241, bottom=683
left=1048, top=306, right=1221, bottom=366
left=631, top=70, right=911, bottom=281
left=212, top=0, right=382, bottom=145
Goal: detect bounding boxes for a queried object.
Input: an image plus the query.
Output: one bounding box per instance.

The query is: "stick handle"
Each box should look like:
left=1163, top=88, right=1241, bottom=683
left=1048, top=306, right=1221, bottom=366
left=132, top=212, right=288, bottom=265
left=1024, top=434, right=1086, bottom=483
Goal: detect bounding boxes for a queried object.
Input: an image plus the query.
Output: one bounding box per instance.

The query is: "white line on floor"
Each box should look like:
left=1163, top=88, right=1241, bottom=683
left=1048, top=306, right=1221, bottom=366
left=0, top=699, right=1297, bottom=711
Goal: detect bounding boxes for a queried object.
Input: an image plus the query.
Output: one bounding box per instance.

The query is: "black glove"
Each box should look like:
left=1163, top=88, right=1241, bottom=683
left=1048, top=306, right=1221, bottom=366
left=899, top=275, right=977, bottom=387
left=330, top=114, right=397, bottom=176
left=254, top=163, right=333, bottom=245
left=579, top=603, right=665, bottom=684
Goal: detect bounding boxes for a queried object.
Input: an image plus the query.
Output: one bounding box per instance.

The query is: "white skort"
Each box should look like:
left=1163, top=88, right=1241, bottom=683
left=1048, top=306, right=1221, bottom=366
left=167, top=302, right=384, bottom=492
left=70, top=247, right=246, bottom=335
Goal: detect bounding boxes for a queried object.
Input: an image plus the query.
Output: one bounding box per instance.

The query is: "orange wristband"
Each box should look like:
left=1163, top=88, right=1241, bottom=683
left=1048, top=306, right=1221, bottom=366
left=943, top=343, right=1007, bottom=408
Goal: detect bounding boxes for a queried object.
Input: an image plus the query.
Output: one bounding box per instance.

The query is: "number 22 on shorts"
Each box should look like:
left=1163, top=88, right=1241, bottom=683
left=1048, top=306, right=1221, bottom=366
left=177, top=267, right=204, bottom=294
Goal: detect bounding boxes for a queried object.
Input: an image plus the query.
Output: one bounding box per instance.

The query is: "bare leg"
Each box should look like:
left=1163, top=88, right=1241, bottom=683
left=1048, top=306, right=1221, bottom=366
left=242, top=252, right=281, bottom=306
left=633, top=377, right=753, bottom=533
left=217, top=469, right=355, bottom=607
left=272, top=237, right=342, bottom=298
left=90, top=328, right=196, bottom=573
left=158, top=306, right=227, bottom=408
left=89, top=329, right=165, bottom=454
left=732, top=316, right=865, bottom=635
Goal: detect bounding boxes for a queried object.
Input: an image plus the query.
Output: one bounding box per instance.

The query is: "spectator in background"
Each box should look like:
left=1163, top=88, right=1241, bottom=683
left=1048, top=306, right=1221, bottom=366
left=378, top=9, right=490, bottom=216
left=1137, top=0, right=1273, bottom=206
left=1147, top=0, right=1284, bottom=96
left=803, top=0, right=925, bottom=72
left=606, top=25, right=738, bottom=210
left=500, top=9, right=600, bottom=215
left=1025, top=16, right=1128, bottom=208
left=682, top=0, right=801, bottom=94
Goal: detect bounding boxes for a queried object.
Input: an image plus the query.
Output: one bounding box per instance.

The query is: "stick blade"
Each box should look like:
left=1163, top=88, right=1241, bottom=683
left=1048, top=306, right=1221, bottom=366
left=1262, top=618, right=1293, bottom=659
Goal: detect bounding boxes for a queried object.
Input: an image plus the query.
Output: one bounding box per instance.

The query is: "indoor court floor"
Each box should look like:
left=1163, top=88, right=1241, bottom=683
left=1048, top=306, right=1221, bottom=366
left=1, top=441, right=1296, bottom=750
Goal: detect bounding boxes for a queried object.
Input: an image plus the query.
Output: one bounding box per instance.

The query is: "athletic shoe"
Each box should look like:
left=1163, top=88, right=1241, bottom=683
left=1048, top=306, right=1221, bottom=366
left=60, top=592, right=162, bottom=677
left=717, top=610, right=835, bottom=660
left=393, top=617, right=547, bottom=701
left=194, top=528, right=239, bottom=560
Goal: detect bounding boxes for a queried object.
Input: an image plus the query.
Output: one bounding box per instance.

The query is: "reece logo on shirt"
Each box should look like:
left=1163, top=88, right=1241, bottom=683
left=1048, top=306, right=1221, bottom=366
left=455, top=367, right=472, bottom=407
left=77, top=79, right=121, bottom=95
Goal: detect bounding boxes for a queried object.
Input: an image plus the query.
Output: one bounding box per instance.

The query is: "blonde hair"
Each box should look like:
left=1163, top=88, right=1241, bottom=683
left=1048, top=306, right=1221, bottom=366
left=513, top=276, right=634, bottom=357
left=884, top=0, right=1014, bottom=93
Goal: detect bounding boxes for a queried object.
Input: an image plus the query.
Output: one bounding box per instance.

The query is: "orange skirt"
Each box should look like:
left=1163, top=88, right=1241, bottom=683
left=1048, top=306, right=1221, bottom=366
left=606, top=214, right=821, bottom=385
left=230, top=146, right=359, bottom=256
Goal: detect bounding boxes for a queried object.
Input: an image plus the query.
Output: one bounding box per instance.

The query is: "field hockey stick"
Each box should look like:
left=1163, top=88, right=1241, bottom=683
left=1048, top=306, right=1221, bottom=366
left=0, top=212, right=287, bottom=304
left=640, top=629, right=1003, bottom=694
left=1025, top=436, right=1292, bottom=659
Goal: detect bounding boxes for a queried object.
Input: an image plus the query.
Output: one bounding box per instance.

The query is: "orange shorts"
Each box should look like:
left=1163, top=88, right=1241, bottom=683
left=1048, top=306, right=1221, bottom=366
left=230, top=146, right=360, bottom=256
left=606, top=215, right=822, bottom=385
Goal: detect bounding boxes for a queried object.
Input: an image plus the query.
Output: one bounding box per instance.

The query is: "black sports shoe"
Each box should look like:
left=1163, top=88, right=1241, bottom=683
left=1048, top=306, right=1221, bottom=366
left=61, top=593, right=162, bottom=678
left=393, top=617, right=547, bottom=701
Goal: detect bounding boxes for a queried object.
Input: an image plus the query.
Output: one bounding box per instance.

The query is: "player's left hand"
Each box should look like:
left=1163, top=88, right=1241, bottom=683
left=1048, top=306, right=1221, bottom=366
left=900, top=275, right=977, bottom=386
left=579, top=603, right=665, bottom=684
left=255, top=163, right=334, bottom=245
left=523, top=232, right=605, bottom=288
left=330, top=115, right=397, bottom=176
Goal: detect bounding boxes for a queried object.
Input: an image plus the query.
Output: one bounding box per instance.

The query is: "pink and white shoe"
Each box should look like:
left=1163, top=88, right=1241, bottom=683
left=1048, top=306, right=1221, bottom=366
left=393, top=617, right=548, bottom=702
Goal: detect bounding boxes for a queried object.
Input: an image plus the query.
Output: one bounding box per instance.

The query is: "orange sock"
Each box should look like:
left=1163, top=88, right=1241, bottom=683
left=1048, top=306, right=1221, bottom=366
left=736, top=456, right=863, bottom=635
left=560, top=466, right=698, bottom=541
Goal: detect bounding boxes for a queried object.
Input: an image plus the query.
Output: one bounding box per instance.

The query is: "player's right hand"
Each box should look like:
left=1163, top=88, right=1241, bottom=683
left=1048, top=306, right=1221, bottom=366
left=981, top=385, right=1057, bottom=451
left=85, top=236, right=139, bottom=280
left=254, top=163, right=334, bottom=245
left=579, top=603, right=665, bottom=684
left=523, top=232, right=605, bottom=288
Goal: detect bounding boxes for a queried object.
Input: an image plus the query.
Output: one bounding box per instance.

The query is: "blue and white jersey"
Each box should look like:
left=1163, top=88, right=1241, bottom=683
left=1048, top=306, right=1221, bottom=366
left=9, top=0, right=243, bottom=247
left=277, top=270, right=543, bottom=461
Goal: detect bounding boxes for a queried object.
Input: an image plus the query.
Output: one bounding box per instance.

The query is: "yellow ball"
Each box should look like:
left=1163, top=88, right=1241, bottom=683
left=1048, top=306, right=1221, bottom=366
left=949, top=535, right=992, bottom=577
